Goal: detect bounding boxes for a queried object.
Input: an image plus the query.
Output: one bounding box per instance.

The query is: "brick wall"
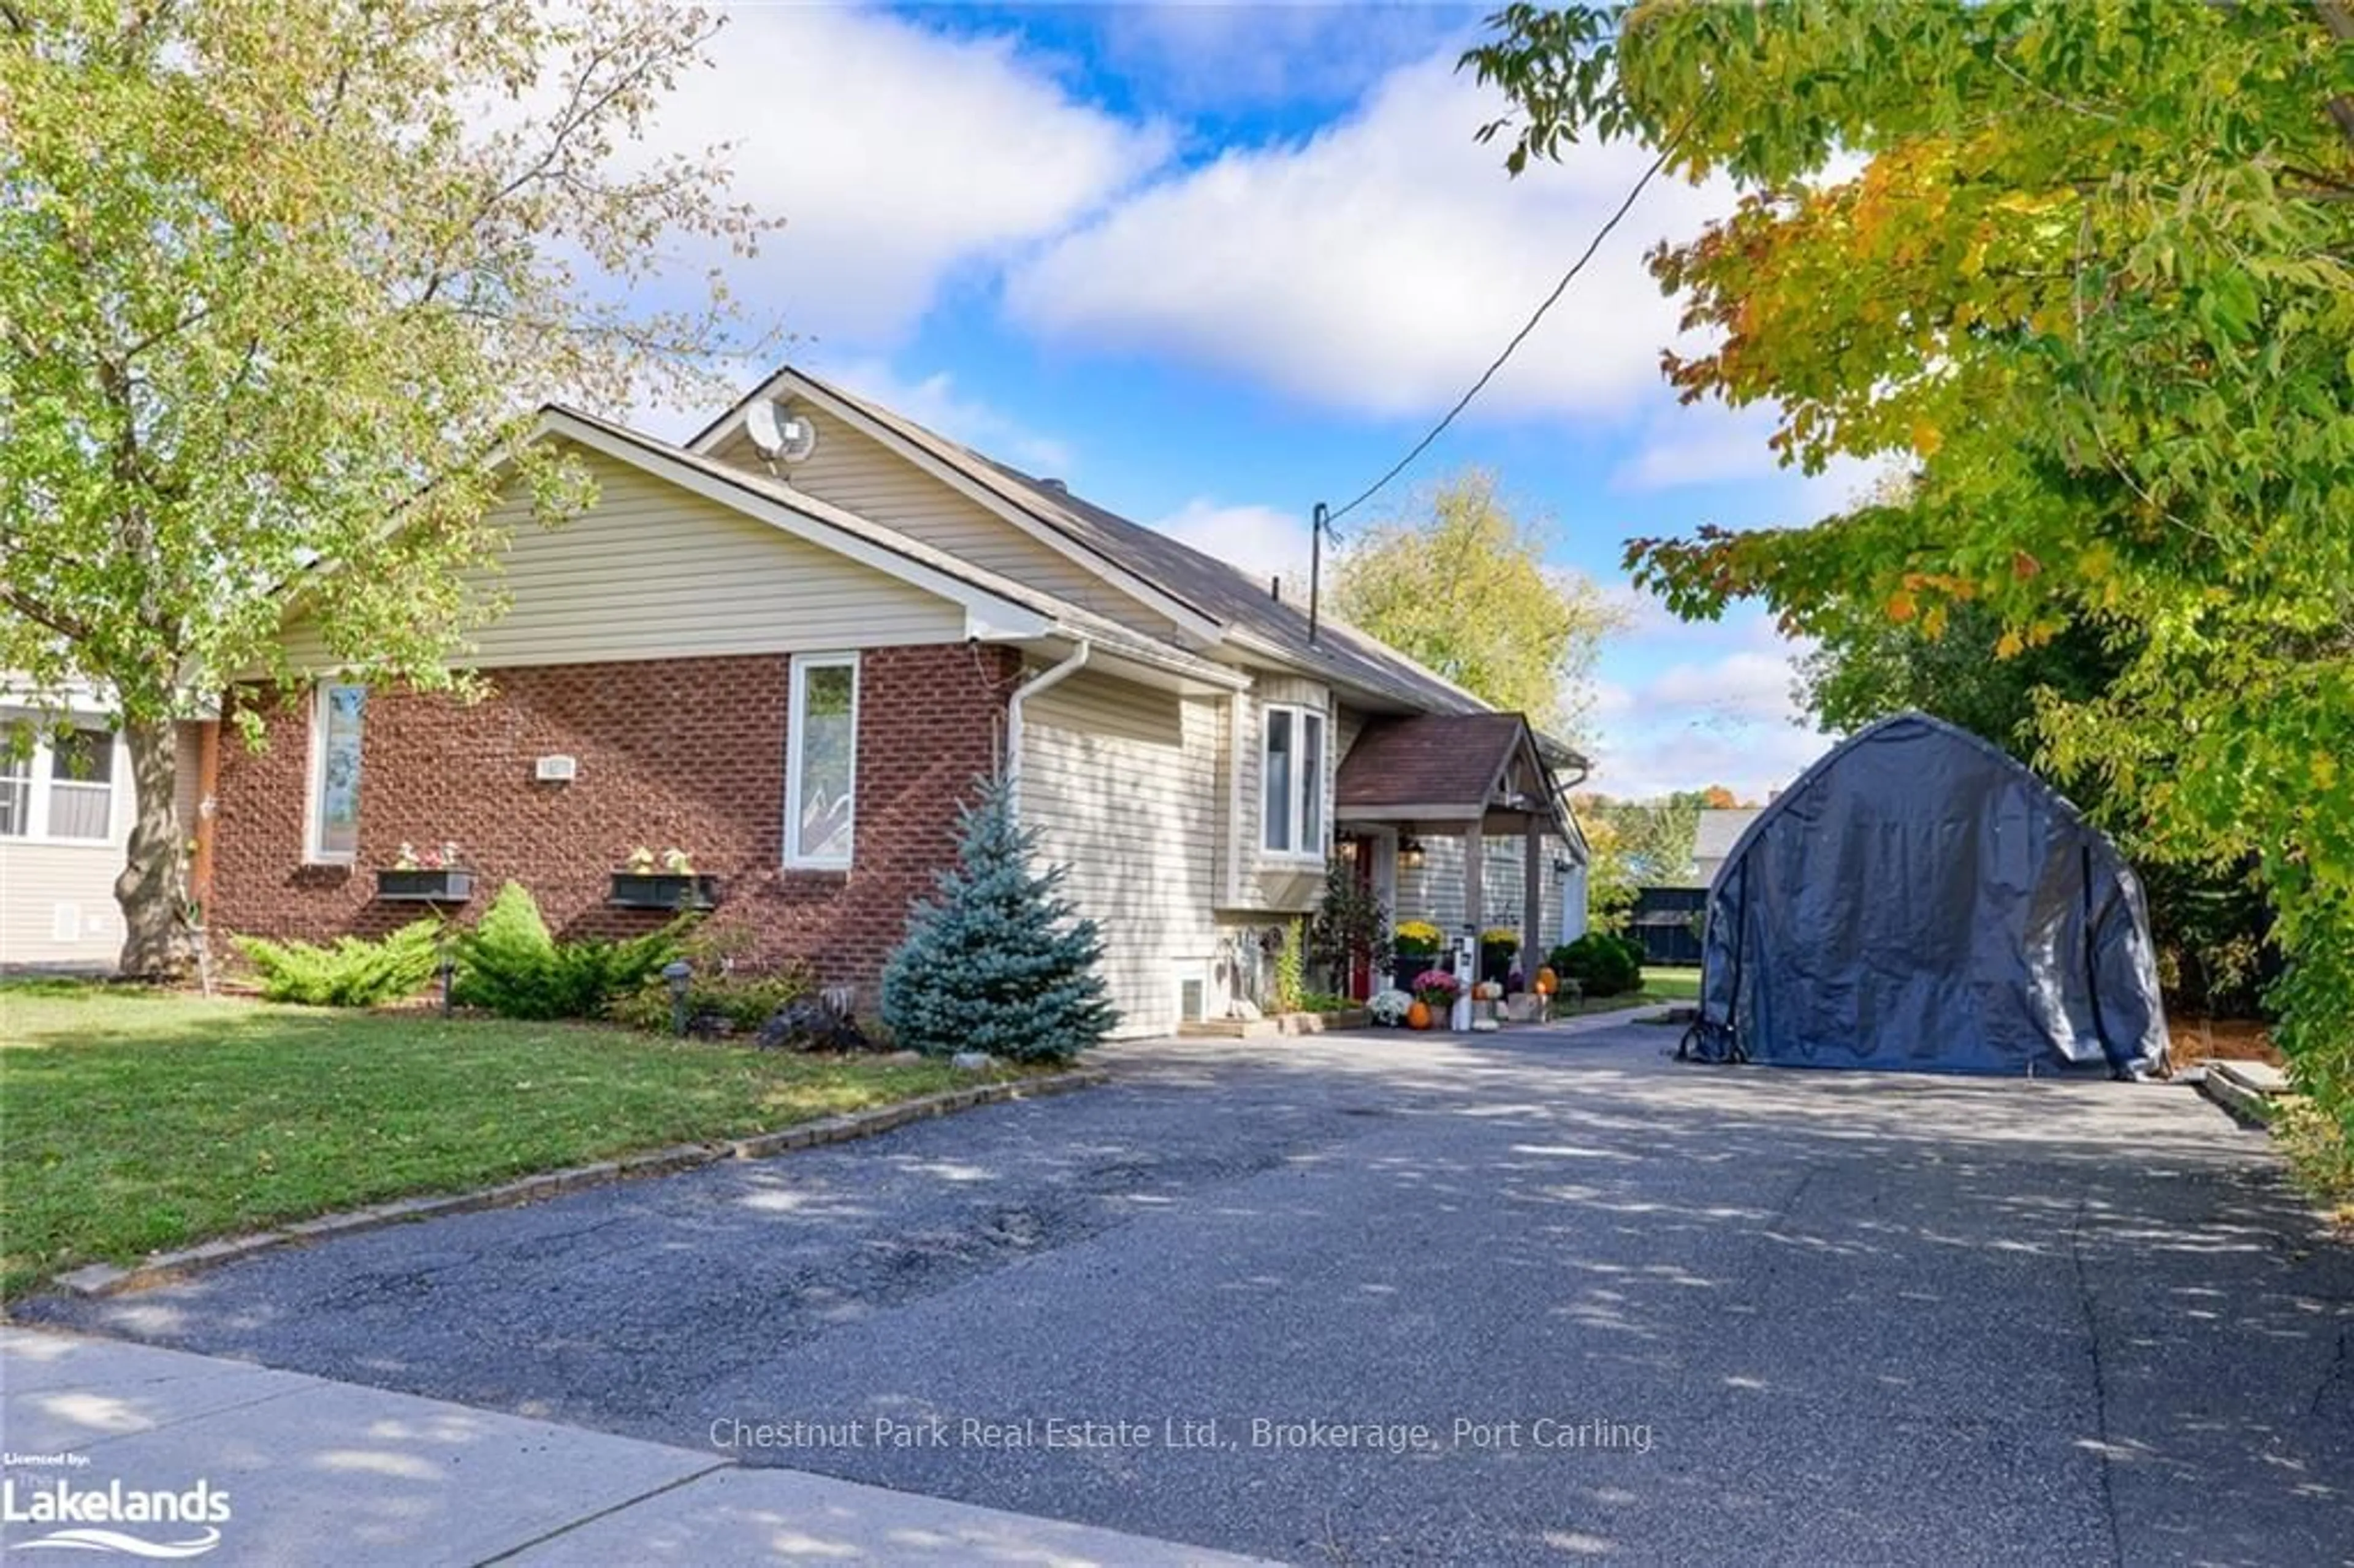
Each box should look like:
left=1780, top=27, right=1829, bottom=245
left=210, top=645, right=1021, bottom=994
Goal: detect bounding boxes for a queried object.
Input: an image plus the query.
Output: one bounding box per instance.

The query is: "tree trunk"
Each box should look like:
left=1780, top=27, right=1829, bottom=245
left=115, top=718, right=192, bottom=979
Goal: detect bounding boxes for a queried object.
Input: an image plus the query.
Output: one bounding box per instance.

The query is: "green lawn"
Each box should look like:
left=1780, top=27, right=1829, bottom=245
left=1551, top=965, right=1701, bottom=1016
left=0, top=983, right=991, bottom=1298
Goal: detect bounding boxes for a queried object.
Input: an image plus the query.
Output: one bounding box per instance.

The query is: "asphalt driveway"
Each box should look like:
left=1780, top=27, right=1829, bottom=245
left=19, top=1022, right=2353, bottom=1566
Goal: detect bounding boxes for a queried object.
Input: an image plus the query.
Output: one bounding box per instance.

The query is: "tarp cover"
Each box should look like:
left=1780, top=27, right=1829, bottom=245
left=1683, top=712, right=2168, bottom=1078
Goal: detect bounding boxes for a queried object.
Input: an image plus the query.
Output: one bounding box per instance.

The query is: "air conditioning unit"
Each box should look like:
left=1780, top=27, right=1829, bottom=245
left=535, top=755, right=579, bottom=782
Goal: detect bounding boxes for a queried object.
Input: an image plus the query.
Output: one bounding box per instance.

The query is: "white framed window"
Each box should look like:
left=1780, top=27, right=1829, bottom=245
left=308, top=682, right=367, bottom=863
left=45, top=727, right=116, bottom=841
left=786, top=653, right=858, bottom=868
left=1260, top=702, right=1326, bottom=857
left=0, top=742, right=29, bottom=839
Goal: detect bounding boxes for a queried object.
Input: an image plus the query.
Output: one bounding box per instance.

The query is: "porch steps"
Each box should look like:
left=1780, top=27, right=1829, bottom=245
left=1179, top=1009, right=1372, bottom=1039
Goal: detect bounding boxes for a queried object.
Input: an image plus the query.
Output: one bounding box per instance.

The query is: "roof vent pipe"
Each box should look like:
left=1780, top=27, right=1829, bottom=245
left=1270, top=574, right=1281, bottom=601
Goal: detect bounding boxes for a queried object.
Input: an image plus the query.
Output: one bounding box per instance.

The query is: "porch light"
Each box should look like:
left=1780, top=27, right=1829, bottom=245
left=1398, top=836, right=1426, bottom=870
left=1337, top=838, right=1359, bottom=862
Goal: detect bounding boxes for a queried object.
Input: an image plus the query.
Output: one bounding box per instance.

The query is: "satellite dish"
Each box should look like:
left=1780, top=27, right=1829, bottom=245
left=744, top=398, right=785, bottom=458
left=742, top=399, right=818, bottom=467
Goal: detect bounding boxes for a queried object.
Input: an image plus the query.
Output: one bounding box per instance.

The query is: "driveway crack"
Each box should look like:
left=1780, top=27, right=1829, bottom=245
left=2069, top=1196, right=2124, bottom=1568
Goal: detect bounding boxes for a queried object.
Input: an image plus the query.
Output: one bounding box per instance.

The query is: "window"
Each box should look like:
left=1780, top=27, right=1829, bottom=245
left=309, top=682, right=366, bottom=862
left=787, top=654, right=858, bottom=867
left=45, top=728, right=115, bottom=840
left=0, top=744, right=29, bottom=838
left=1261, top=703, right=1327, bottom=856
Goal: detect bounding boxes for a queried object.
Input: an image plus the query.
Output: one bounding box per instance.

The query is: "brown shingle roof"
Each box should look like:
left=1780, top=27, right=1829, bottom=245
left=1335, top=712, right=1532, bottom=815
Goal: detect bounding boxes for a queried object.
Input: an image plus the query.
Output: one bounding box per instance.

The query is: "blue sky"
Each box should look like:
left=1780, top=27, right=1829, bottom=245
left=626, top=3, right=1881, bottom=799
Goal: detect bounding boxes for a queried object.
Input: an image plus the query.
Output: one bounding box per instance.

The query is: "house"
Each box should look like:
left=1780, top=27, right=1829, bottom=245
left=0, top=680, right=208, bottom=971
left=1691, top=807, right=1764, bottom=888
left=204, top=368, right=1591, bottom=1036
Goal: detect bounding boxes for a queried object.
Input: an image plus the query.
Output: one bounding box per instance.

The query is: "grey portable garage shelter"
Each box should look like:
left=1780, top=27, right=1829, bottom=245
left=1682, top=712, right=2168, bottom=1078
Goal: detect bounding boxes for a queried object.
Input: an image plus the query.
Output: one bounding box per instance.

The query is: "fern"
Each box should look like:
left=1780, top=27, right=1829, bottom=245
left=232, top=919, right=441, bottom=1007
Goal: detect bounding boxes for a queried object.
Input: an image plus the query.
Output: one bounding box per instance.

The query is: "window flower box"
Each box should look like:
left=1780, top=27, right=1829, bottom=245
left=608, top=872, right=719, bottom=911
left=375, top=867, right=474, bottom=904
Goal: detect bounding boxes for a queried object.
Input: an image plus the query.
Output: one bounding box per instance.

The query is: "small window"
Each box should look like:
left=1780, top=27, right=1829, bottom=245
left=310, top=682, right=366, bottom=862
left=0, top=742, right=29, bottom=838
left=1260, top=703, right=1327, bottom=856
left=45, top=728, right=115, bottom=840
left=787, top=654, right=858, bottom=867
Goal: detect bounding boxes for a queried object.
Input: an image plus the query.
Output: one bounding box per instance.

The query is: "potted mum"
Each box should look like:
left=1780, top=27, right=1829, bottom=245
left=1411, top=968, right=1461, bottom=1029
left=1392, top=919, right=1444, bottom=992
left=1368, top=988, right=1414, bottom=1028
left=376, top=841, right=473, bottom=904
left=609, top=846, right=720, bottom=911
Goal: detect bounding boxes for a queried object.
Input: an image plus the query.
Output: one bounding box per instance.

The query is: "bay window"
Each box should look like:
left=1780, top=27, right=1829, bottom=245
left=1261, top=702, right=1326, bottom=856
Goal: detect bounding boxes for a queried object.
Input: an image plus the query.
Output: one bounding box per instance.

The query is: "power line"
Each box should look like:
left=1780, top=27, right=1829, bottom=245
left=1322, top=119, right=1696, bottom=531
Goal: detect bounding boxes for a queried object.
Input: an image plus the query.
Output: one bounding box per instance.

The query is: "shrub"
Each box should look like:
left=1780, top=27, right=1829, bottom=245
left=232, top=918, right=441, bottom=1007
left=452, top=881, right=686, bottom=1020
left=880, top=776, right=1116, bottom=1064
left=609, top=965, right=814, bottom=1036
left=1271, top=918, right=1306, bottom=1013
left=755, top=988, right=872, bottom=1052
left=1308, top=859, right=1391, bottom=993
left=1550, top=932, right=1644, bottom=998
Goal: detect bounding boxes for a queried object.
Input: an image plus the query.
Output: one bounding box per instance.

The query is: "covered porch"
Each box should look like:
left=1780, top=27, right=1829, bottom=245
left=1334, top=712, right=1585, bottom=1005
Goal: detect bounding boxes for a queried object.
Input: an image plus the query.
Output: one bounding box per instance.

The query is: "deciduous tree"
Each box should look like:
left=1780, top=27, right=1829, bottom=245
left=1468, top=1, right=2354, bottom=1133
left=1, top=1, right=773, bottom=973
left=1330, top=468, right=1621, bottom=740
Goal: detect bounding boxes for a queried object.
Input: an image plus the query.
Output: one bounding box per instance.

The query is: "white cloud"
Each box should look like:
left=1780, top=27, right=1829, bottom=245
left=1151, top=498, right=1312, bottom=588
left=639, top=7, right=1169, bottom=346
left=1610, top=402, right=1895, bottom=528
left=1093, top=5, right=1467, bottom=110
left=1004, top=47, right=1734, bottom=422
left=1580, top=613, right=1829, bottom=800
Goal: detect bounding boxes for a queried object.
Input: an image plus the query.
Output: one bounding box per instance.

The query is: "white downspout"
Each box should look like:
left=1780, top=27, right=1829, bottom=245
left=1004, top=640, right=1090, bottom=815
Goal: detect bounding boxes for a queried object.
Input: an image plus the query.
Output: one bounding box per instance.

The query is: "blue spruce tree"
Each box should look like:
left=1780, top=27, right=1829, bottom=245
left=880, top=775, right=1118, bottom=1062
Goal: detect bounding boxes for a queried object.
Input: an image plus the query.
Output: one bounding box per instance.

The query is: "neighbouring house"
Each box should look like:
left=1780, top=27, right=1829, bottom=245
left=1691, top=806, right=1764, bottom=888
left=203, top=367, right=1591, bottom=1036
left=0, top=680, right=210, bottom=971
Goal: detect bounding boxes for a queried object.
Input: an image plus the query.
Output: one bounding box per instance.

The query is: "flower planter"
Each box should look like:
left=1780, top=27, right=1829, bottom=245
left=1480, top=946, right=1517, bottom=989
left=1392, top=953, right=1444, bottom=992
left=608, top=872, right=720, bottom=911
left=375, top=867, right=474, bottom=904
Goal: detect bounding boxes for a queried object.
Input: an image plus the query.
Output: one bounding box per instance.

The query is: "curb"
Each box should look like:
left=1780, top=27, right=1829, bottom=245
left=50, top=1066, right=1109, bottom=1300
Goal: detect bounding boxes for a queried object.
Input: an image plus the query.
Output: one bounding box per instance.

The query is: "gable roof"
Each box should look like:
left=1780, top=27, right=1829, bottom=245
left=691, top=365, right=1580, bottom=759
left=541, top=407, right=1246, bottom=695
left=1335, top=711, right=1571, bottom=840
left=1693, top=807, right=1765, bottom=863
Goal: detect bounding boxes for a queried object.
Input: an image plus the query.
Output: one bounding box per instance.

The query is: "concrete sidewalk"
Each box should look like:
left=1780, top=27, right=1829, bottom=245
left=0, top=1327, right=1269, bottom=1566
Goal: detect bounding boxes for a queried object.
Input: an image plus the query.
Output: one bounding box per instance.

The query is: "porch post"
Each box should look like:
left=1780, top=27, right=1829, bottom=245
left=1459, top=822, right=1483, bottom=1029
left=1522, top=815, right=1543, bottom=989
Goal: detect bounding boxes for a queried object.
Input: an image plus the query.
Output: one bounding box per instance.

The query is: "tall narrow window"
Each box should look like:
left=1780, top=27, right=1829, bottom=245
left=0, top=743, right=29, bottom=838
left=1260, top=704, right=1327, bottom=856
left=46, top=728, right=115, bottom=841
left=310, top=682, right=366, bottom=862
left=787, top=654, right=858, bottom=867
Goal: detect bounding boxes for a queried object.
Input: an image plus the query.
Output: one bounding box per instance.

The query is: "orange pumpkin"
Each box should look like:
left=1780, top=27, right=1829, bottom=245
left=1534, top=966, right=1558, bottom=995
left=1406, top=1000, right=1433, bottom=1030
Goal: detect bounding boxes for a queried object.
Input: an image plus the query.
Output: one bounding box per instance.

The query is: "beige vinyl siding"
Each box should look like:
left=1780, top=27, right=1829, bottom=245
left=0, top=714, right=131, bottom=970
left=710, top=406, right=1176, bottom=638
left=1019, top=669, right=1221, bottom=1038
left=1395, top=834, right=1573, bottom=957
left=285, top=449, right=964, bottom=670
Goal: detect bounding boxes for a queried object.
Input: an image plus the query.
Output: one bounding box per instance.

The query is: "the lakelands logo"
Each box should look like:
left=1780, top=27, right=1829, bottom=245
left=2, top=1474, right=231, bottom=1558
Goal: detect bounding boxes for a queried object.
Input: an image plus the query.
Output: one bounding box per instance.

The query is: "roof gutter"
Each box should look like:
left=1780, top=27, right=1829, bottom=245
left=1004, top=639, right=1090, bottom=814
